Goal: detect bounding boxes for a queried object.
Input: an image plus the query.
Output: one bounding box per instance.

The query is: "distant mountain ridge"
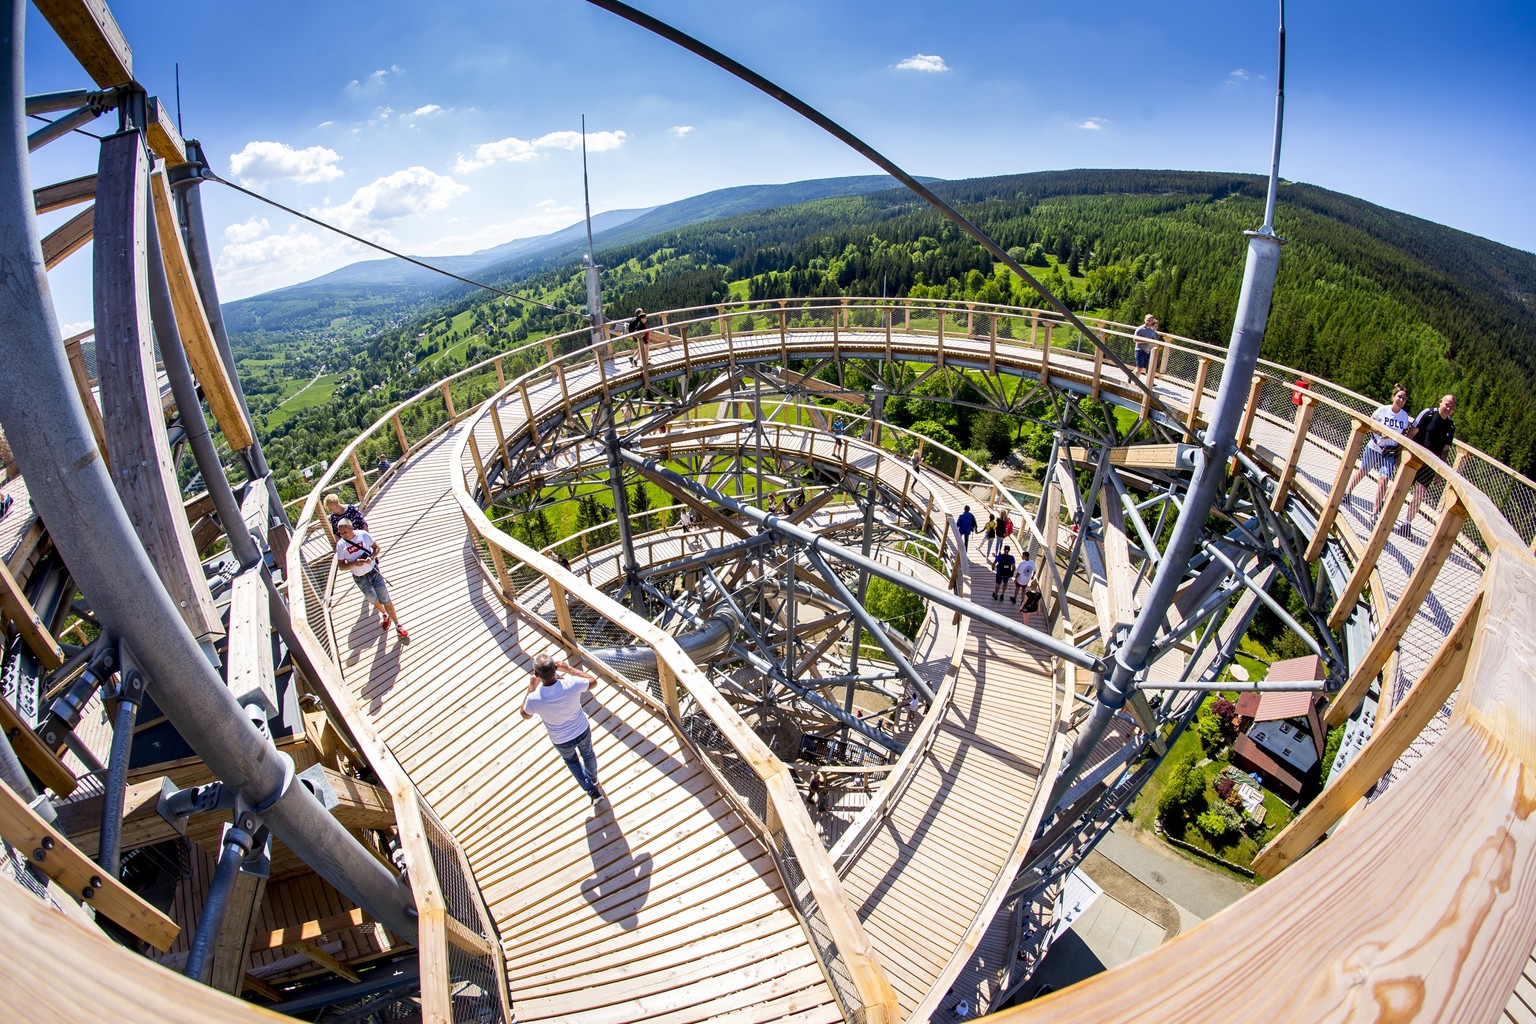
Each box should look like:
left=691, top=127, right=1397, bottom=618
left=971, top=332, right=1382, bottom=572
left=222, top=175, right=916, bottom=335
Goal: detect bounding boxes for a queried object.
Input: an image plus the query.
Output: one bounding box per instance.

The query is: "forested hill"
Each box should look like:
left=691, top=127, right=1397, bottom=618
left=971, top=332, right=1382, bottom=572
left=588, top=169, right=1536, bottom=474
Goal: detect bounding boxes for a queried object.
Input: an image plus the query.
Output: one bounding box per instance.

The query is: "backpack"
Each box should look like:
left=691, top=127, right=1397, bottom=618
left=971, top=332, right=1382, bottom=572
left=996, top=553, right=1015, bottom=576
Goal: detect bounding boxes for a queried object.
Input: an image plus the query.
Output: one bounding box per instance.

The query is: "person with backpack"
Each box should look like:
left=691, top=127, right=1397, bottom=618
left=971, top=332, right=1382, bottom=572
left=992, top=545, right=1016, bottom=601
left=1346, top=382, right=1414, bottom=518
left=981, top=513, right=998, bottom=558
left=335, top=519, right=408, bottom=640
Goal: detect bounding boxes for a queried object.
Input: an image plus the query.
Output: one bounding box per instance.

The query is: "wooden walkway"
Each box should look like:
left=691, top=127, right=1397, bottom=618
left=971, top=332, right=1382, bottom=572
left=318, top=420, right=840, bottom=1024
left=304, top=322, right=1498, bottom=1020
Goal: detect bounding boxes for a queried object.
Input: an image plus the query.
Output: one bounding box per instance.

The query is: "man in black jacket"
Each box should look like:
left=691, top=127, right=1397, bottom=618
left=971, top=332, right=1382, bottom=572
left=1401, top=394, right=1457, bottom=534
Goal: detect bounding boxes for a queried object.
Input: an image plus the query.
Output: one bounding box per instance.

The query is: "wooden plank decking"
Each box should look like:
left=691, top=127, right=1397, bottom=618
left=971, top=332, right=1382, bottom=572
left=324, top=418, right=840, bottom=1024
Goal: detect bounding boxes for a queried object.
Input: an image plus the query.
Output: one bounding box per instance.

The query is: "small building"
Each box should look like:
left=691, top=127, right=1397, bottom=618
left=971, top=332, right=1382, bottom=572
left=1229, top=655, right=1328, bottom=802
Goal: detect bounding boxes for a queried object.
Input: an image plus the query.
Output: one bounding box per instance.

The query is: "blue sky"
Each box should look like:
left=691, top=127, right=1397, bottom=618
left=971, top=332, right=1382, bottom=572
left=24, top=0, right=1536, bottom=335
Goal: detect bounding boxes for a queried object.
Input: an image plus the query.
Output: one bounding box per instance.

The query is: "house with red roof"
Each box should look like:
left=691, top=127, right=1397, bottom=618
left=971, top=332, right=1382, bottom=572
left=1229, top=655, right=1328, bottom=803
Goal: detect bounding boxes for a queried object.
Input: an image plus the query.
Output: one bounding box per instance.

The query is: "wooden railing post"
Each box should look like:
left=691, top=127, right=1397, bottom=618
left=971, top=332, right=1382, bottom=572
left=1325, top=500, right=1468, bottom=727
left=1184, top=357, right=1210, bottom=441
left=1328, top=457, right=1422, bottom=631
left=1231, top=374, right=1266, bottom=473
left=1260, top=585, right=1482, bottom=877
left=392, top=413, right=410, bottom=460
left=1305, top=421, right=1371, bottom=563
left=438, top=381, right=456, bottom=420
left=1271, top=396, right=1317, bottom=510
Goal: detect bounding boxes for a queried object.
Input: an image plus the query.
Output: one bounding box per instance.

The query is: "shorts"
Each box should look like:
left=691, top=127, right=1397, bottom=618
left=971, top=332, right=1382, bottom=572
left=351, top=566, right=392, bottom=605
left=995, top=569, right=1012, bottom=585
left=1359, top=445, right=1399, bottom=479
left=1413, top=462, right=1440, bottom=489
left=1135, top=348, right=1151, bottom=371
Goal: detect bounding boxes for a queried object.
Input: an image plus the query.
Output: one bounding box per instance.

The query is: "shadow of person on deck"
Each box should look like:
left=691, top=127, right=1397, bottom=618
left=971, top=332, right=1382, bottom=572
left=579, top=812, right=653, bottom=930
left=360, top=624, right=405, bottom=714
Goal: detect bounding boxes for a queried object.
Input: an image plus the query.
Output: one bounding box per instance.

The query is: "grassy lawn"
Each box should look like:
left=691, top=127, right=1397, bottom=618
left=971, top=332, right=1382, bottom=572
left=266, top=373, right=343, bottom=430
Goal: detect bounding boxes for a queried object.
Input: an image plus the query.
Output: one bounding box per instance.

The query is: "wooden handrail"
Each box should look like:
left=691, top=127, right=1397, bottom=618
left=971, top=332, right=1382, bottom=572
left=292, top=297, right=1536, bottom=1022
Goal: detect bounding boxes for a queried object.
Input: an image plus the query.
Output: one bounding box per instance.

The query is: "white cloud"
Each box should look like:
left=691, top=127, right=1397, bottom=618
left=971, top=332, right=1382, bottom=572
left=896, top=54, right=949, bottom=73
left=316, top=120, right=334, bottom=130
left=346, top=66, right=402, bottom=95
left=214, top=224, right=365, bottom=297
left=411, top=104, right=443, bottom=117
left=60, top=320, right=92, bottom=338
left=315, top=166, right=468, bottom=231
left=531, top=129, right=627, bottom=152
left=1077, top=117, right=1108, bottom=131
left=453, top=129, right=627, bottom=172
left=670, top=125, right=696, bottom=139
left=228, top=141, right=344, bottom=186
left=536, top=199, right=559, bottom=209
left=1228, top=68, right=1251, bottom=81
left=224, top=217, right=270, bottom=243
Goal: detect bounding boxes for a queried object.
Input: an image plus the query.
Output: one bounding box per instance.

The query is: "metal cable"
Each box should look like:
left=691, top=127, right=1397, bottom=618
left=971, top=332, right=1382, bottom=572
left=204, top=173, right=584, bottom=318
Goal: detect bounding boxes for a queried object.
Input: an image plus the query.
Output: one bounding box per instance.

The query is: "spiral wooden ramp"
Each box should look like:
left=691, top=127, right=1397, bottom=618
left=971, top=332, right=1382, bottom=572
left=7, top=6, right=1536, bottom=1021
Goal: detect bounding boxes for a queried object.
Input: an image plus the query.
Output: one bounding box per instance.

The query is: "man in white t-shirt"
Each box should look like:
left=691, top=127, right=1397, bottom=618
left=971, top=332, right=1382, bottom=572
left=521, top=653, right=605, bottom=806
left=1011, top=554, right=1037, bottom=603
left=1346, top=382, right=1415, bottom=518
left=335, top=520, right=408, bottom=640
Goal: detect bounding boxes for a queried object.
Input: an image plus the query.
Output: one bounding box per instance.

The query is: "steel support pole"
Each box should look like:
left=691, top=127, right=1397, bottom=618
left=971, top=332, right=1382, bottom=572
left=1047, top=233, right=1281, bottom=813
left=0, top=19, right=417, bottom=940
left=167, top=146, right=289, bottom=541
left=806, top=548, right=934, bottom=707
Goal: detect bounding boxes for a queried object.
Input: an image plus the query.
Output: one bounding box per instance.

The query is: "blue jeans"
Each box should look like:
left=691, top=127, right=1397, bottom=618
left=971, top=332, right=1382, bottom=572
left=552, top=727, right=600, bottom=798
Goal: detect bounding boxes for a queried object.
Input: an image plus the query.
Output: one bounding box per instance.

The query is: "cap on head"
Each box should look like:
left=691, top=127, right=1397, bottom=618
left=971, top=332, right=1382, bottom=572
left=635, top=307, right=644, bottom=315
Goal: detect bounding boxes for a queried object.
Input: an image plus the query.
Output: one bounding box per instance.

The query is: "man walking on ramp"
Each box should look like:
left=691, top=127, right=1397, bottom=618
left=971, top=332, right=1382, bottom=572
left=521, top=653, right=606, bottom=807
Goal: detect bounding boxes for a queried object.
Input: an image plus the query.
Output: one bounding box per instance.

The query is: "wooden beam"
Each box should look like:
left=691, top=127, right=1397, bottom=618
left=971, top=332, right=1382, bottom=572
left=1328, top=459, right=1420, bottom=631
left=1258, top=590, right=1482, bottom=878
left=34, top=0, right=133, bottom=87
left=251, top=907, right=369, bottom=954
left=208, top=837, right=270, bottom=994
left=296, top=940, right=362, bottom=984
left=1065, top=444, right=1186, bottom=470
left=96, top=133, right=221, bottom=642
left=1305, top=421, right=1370, bottom=563
left=145, top=95, right=187, bottom=166
left=227, top=567, right=276, bottom=714
left=0, top=697, right=77, bottom=798
left=34, top=173, right=96, bottom=213
left=41, top=207, right=93, bottom=269
left=51, top=777, right=172, bottom=859
left=63, top=329, right=109, bottom=469
left=0, top=557, right=65, bottom=669
left=0, top=777, right=179, bottom=951
left=148, top=170, right=254, bottom=451
left=1326, top=502, right=1468, bottom=727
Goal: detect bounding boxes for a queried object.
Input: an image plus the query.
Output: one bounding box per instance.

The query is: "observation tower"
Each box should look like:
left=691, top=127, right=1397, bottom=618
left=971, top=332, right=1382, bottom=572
left=4, top=3, right=1536, bottom=1023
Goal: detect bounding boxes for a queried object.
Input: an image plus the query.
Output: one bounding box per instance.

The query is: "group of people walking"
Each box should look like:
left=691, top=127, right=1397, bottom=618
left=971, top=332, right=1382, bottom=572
left=956, top=505, right=1043, bottom=613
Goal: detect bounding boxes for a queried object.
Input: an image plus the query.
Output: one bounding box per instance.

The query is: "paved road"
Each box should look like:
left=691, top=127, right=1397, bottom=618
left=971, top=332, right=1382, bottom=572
left=1094, top=822, right=1254, bottom=922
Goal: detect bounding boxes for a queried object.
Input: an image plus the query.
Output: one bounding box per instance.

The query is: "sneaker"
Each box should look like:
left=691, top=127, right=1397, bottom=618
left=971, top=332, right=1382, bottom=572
left=396, top=627, right=410, bottom=640
left=590, top=788, right=605, bottom=806
left=381, top=614, right=391, bottom=632
left=1011, top=595, right=1017, bottom=603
